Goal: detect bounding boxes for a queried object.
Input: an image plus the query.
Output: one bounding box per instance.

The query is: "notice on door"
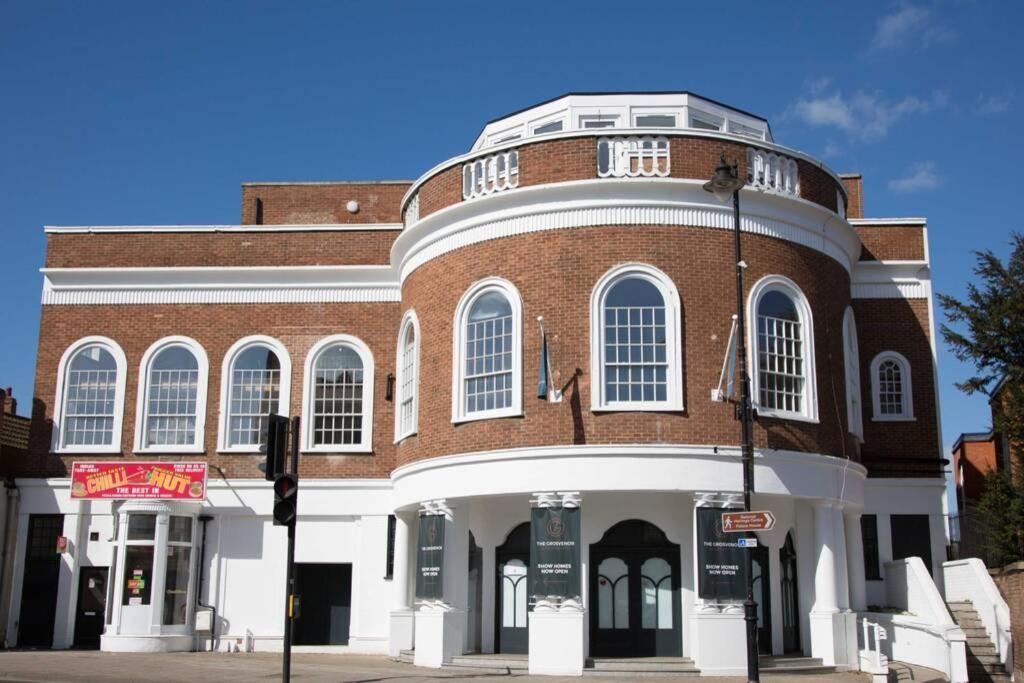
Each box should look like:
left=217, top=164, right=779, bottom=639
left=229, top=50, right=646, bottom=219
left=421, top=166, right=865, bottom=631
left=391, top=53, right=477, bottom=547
left=529, top=505, right=581, bottom=602
left=697, top=507, right=747, bottom=601
left=414, top=514, right=445, bottom=601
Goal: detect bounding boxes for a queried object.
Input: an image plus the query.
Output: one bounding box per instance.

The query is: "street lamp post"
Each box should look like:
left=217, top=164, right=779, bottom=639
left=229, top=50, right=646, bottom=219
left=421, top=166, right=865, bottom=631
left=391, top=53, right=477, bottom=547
left=704, top=156, right=759, bottom=683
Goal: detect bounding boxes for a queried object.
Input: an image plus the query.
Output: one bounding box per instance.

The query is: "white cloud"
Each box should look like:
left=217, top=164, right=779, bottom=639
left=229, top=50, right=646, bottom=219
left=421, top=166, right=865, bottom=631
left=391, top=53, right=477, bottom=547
left=790, top=89, right=948, bottom=140
left=870, top=3, right=955, bottom=51
left=888, top=162, right=941, bottom=193
left=804, top=76, right=832, bottom=95
left=822, top=140, right=842, bottom=158
left=976, top=92, right=1011, bottom=115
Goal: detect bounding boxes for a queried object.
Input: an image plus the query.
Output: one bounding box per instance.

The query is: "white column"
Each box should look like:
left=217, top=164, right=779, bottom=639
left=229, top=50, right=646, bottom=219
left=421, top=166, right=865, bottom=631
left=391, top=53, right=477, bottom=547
left=809, top=502, right=839, bottom=665
left=845, top=512, right=867, bottom=612
left=480, top=543, right=496, bottom=654
left=833, top=506, right=850, bottom=611
left=53, top=507, right=86, bottom=649
left=389, top=512, right=415, bottom=657
left=414, top=501, right=469, bottom=668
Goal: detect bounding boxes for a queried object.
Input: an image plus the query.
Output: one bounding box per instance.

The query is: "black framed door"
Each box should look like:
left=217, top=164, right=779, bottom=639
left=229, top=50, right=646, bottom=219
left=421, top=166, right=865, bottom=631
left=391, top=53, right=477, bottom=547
left=73, top=567, right=108, bottom=649
left=18, top=514, right=64, bottom=648
left=751, top=545, right=772, bottom=654
left=495, top=522, right=529, bottom=654
left=589, top=520, right=682, bottom=658
left=293, top=563, right=351, bottom=645
left=779, top=532, right=800, bottom=653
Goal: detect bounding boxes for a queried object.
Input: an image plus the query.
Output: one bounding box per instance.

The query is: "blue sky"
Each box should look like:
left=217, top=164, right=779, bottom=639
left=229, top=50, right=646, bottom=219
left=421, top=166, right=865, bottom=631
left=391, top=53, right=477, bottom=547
left=1, top=1, right=1020, bottom=465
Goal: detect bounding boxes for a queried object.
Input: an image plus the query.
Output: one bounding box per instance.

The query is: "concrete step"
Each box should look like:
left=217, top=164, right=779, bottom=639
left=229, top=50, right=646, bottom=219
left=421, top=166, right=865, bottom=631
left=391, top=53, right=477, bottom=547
left=966, top=640, right=998, bottom=653
left=968, top=652, right=1004, bottom=665
left=450, top=654, right=527, bottom=670
left=758, top=656, right=836, bottom=675
left=586, top=657, right=699, bottom=674
left=946, top=600, right=974, bottom=610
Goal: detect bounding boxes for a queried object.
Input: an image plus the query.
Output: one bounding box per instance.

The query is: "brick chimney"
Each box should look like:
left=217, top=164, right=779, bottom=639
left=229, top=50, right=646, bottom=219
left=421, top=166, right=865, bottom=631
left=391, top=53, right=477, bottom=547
left=839, top=173, right=863, bottom=219
left=2, top=387, right=16, bottom=416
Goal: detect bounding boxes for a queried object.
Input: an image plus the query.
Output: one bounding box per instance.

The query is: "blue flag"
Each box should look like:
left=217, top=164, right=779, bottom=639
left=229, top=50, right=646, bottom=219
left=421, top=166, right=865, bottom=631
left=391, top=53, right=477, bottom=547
left=537, top=331, right=549, bottom=400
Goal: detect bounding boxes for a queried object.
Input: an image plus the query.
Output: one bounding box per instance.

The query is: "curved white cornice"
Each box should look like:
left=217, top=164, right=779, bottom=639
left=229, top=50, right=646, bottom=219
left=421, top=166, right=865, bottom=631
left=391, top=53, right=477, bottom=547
left=400, top=127, right=847, bottom=212
left=44, top=223, right=403, bottom=234
left=392, top=178, right=860, bottom=282
left=389, top=443, right=867, bottom=509
left=41, top=265, right=400, bottom=305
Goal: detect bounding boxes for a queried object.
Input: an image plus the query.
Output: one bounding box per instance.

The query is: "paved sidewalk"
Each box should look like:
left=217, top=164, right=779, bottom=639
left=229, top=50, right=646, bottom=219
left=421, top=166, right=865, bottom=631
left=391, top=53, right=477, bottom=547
left=0, top=651, right=947, bottom=682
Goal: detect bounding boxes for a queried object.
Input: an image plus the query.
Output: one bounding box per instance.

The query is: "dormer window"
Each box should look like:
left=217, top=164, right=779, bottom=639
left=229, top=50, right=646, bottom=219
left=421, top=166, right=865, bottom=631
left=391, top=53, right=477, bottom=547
left=635, top=114, right=676, bottom=128
left=689, top=110, right=723, bottom=132
left=580, top=115, right=618, bottom=129
left=728, top=120, right=766, bottom=141
left=533, top=120, right=563, bottom=135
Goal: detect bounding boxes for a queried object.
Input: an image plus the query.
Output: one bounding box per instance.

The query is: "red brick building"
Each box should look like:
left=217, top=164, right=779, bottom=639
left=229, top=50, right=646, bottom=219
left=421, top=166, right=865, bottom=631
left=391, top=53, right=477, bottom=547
left=4, top=93, right=952, bottom=675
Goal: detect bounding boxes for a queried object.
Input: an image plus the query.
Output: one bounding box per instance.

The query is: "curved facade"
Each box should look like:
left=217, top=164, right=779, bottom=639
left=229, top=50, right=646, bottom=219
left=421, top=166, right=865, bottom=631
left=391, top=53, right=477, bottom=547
left=7, top=93, right=948, bottom=677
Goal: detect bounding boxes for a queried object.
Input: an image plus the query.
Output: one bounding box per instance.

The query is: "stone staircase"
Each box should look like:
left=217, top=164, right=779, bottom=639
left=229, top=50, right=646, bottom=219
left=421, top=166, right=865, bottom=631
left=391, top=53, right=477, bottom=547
left=946, top=600, right=1011, bottom=682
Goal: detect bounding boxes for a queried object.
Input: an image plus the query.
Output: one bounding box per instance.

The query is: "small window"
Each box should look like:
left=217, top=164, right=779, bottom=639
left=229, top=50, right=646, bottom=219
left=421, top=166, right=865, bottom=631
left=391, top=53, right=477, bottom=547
left=395, top=312, right=420, bottom=441
left=452, top=278, right=523, bottom=423
left=891, top=514, right=933, bottom=576
left=385, top=514, right=397, bottom=579
left=689, top=111, right=723, bottom=131
left=580, top=115, right=618, bottom=129
left=728, top=120, right=766, bottom=140
left=635, top=114, right=676, bottom=128
left=54, top=337, right=127, bottom=452
left=302, top=335, right=375, bottom=452
left=591, top=265, right=682, bottom=411
left=219, top=336, right=291, bottom=452
left=861, top=515, right=881, bottom=580
left=533, top=120, right=563, bottom=135
left=870, top=352, right=914, bottom=421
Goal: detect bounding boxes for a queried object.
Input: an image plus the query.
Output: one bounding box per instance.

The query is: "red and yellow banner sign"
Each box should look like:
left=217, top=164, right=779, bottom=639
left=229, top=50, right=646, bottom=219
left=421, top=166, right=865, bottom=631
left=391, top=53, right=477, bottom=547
left=70, top=462, right=207, bottom=500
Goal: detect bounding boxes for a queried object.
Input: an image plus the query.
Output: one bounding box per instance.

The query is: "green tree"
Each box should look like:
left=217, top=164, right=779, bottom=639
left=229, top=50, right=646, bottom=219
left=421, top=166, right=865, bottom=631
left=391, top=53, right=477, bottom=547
left=938, top=232, right=1024, bottom=467
left=973, top=471, right=1024, bottom=566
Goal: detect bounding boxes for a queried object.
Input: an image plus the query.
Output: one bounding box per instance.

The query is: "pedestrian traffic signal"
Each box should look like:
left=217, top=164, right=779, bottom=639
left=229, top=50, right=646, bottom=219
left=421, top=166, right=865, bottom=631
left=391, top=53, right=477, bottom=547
left=273, top=473, right=298, bottom=526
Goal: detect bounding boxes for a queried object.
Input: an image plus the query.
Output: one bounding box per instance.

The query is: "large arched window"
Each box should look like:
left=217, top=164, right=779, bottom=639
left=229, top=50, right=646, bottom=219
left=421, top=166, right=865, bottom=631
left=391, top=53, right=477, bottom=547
left=870, top=351, right=914, bottom=421
left=302, top=334, right=375, bottom=452
left=590, top=264, right=682, bottom=411
left=53, top=336, right=127, bottom=453
left=395, top=311, right=420, bottom=442
left=452, top=278, right=522, bottom=423
left=135, top=336, right=209, bottom=452
left=748, top=275, right=817, bottom=421
left=217, top=336, right=291, bottom=452
left=842, top=308, right=863, bottom=439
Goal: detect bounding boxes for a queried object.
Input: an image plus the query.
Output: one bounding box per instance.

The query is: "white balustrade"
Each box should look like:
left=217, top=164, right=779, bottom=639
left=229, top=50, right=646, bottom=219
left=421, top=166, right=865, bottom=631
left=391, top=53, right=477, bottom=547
left=404, top=192, right=419, bottom=227
left=462, top=150, right=519, bottom=199
left=747, top=148, right=799, bottom=196
left=597, top=136, right=670, bottom=178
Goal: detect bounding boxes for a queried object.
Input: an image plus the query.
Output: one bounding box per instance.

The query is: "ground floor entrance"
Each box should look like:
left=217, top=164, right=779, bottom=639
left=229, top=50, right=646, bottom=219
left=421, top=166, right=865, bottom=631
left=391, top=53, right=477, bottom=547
left=293, top=563, right=352, bottom=646
left=73, top=566, right=109, bottom=649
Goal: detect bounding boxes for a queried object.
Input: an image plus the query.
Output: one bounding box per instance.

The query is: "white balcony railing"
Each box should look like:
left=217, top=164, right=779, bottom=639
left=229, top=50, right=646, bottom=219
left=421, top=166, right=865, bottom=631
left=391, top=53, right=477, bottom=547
left=597, top=136, right=670, bottom=178
left=747, top=148, right=799, bottom=196
left=404, top=192, right=419, bottom=227
left=463, top=150, right=519, bottom=199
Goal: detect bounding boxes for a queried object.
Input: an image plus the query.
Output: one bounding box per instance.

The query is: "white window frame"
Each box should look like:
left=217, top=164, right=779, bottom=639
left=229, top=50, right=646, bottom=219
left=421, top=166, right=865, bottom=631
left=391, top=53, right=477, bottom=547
left=394, top=310, right=420, bottom=442
left=842, top=308, right=863, bottom=440
left=632, top=111, right=678, bottom=128
left=579, top=114, right=620, bottom=129
left=52, top=335, right=128, bottom=454
left=747, top=274, right=818, bottom=423
left=870, top=351, right=915, bottom=421
left=688, top=108, right=724, bottom=132
left=217, top=335, right=292, bottom=453
left=590, top=264, right=683, bottom=412
left=452, top=277, right=523, bottom=424
left=134, top=336, right=209, bottom=454
left=531, top=116, right=565, bottom=136
left=302, top=334, right=375, bottom=453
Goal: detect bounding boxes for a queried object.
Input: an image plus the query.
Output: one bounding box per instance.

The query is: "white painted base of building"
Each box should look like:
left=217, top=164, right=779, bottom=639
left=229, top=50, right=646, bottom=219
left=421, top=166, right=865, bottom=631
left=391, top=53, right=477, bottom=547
left=413, top=608, right=466, bottom=667
left=99, top=633, right=194, bottom=653
left=528, top=607, right=585, bottom=676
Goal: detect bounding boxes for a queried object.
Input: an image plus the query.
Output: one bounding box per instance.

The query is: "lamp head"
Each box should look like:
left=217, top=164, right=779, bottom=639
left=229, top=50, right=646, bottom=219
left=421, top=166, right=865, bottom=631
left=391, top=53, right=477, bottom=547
left=703, top=155, right=744, bottom=202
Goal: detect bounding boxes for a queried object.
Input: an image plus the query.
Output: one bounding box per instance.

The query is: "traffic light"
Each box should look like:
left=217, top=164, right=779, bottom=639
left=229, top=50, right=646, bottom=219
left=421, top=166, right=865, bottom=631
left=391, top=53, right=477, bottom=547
left=264, top=414, right=289, bottom=482
left=273, top=473, right=298, bottom=527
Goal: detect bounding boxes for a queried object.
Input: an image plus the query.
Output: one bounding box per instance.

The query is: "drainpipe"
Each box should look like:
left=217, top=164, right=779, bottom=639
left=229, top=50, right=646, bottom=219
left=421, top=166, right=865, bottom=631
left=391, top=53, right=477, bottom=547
left=0, top=479, right=18, bottom=647
left=196, top=515, right=216, bottom=652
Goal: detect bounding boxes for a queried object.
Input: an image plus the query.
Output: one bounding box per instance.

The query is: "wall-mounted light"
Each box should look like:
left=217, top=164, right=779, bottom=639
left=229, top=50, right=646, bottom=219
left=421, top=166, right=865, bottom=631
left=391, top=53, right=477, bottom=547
left=385, top=373, right=395, bottom=402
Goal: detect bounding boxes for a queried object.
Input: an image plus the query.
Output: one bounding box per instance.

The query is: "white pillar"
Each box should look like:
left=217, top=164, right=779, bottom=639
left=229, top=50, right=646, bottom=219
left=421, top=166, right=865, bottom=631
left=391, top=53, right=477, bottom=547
left=810, top=502, right=839, bottom=665
left=833, top=506, right=850, bottom=611
left=414, top=501, right=469, bottom=668
left=389, top=512, right=415, bottom=657
left=480, top=543, right=496, bottom=653
left=845, top=512, right=867, bottom=612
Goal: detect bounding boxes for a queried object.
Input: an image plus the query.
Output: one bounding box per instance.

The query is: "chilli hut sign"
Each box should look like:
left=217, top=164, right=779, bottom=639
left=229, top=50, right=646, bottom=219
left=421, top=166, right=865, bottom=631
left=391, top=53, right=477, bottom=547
left=70, top=462, right=208, bottom=500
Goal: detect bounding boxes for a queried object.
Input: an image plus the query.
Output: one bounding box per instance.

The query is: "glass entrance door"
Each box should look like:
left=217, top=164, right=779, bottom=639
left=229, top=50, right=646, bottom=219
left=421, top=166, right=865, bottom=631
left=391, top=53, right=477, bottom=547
left=495, top=522, right=529, bottom=653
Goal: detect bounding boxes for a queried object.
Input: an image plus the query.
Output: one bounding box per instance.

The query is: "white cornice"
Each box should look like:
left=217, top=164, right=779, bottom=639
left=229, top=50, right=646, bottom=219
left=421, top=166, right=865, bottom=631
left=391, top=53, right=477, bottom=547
left=45, top=223, right=402, bottom=234
left=392, top=178, right=861, bottom=282
left=848, top=218, right=927, bottom=227
left=851, top=260, right=930, bottom=299
left=41, top=265, right=401, bottom=305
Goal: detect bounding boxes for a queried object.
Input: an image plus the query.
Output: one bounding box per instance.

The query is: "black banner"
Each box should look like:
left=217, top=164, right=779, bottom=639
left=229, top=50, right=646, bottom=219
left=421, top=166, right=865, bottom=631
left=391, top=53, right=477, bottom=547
left=697, top=507, right=746, bottom=601
left=529, top=505, right=581, bottom=601
left=415, top=514, right=445, bottom=600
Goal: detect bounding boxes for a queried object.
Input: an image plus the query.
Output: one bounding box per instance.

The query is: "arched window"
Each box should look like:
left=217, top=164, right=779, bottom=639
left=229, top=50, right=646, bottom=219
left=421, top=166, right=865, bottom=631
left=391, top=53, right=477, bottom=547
left=135, top=337, right=208, bottom=452
left=870, top=351, right=914, bottom=420
left=53, top=336, right=127, bottom=452
left=302, top=335, right=375, bottom=452
left=218, top=336, right=291, bottom=452
left=452, top=278, right=522, bottom=423
left=748, top=275, right=817, bottom=421
left=842, top=308, right=863, bottom=439
left=395, top=311, right=420, bottom=442
left=590, top=264, right=682, bottom=411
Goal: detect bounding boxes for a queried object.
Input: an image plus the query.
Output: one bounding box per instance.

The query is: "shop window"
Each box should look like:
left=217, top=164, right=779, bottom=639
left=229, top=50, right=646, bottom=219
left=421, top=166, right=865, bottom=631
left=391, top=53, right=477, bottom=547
left=748, top=275, right=818, bottom=422
left=452, top=278, right=523, bottom=423
left=395, top=312, right=419, bottom=442
left=219, top=336, right=291, bottom=452
left=163, top=516, right=193, bottom=625
left=53, top=336, right=127, bottom=453
left=871, top=351, right=914, bottom=420
left=861, top=515, right=881, bottom=580
left=591, top=264, right=683, bottom=411
left=136, top=337, right=208, bottom=452
left=302, top=334, right=375, bottom=453
left=123, top=513, right=156, bottom=607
